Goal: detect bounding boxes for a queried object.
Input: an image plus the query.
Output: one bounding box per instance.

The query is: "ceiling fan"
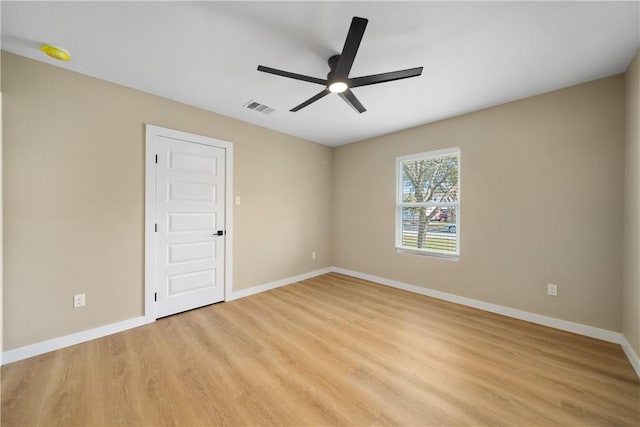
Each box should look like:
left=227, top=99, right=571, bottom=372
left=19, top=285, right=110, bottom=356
left=257, top=16, right=424, bottom=113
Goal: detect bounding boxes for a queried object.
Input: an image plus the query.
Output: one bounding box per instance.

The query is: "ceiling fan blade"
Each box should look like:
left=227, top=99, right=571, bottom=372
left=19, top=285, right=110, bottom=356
left=349, top=67, right=424, bottom=88
left=290, top=89, right=331, bottom=112
left=334, top=17, right=368, bottom=79
left=257, top=65, right=327, bottom=86
left=339, top=89, right=366, bottom=113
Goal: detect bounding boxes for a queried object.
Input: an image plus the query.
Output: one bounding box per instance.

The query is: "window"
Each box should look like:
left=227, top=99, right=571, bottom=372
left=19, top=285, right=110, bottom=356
left=396, top=148, right=460, bottom=257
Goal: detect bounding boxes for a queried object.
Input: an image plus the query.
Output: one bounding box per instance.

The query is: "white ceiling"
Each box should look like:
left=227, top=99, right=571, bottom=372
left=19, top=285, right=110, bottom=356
left=2, top=1, right=639, bottom=146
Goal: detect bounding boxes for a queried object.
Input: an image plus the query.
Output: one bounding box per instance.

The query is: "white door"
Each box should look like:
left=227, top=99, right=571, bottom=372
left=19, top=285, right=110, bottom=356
left=154, top=136, right=226, bottom=317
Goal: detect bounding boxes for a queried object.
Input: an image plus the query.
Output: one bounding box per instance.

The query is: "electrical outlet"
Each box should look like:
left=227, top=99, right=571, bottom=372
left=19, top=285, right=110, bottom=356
left=547, top=283, right=558, bottom=297
left=235, top=196, right=241, bottom=205
left=311, top=251, right=317, bottom=260
left=73, top=293, right=86, bottom=308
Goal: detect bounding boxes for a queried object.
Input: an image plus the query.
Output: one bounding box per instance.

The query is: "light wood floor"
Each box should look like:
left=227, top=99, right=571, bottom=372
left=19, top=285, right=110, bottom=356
left=2, top=273, right=639, bottom=426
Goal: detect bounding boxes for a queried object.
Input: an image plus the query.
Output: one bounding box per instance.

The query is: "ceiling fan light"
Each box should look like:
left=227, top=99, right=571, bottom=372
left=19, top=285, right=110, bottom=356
left=328, top=81, right=348, bottom=93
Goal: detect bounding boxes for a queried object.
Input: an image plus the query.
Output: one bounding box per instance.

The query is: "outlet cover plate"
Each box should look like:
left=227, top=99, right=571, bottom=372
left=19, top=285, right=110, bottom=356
left=73, top=293, right=86, bottom=308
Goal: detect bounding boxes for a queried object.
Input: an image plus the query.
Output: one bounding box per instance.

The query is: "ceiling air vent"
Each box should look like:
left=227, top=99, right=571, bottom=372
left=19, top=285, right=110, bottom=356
left=243, top=100, right=275, bottom=114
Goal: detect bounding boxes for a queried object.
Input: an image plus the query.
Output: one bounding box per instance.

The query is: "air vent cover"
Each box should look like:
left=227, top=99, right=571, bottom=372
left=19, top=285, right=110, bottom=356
left=243, top=100, right=275, bottom=114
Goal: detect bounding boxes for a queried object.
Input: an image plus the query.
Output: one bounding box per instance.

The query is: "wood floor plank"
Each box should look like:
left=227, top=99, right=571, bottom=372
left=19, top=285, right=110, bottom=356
left=2, top=273, right=638, bottom=426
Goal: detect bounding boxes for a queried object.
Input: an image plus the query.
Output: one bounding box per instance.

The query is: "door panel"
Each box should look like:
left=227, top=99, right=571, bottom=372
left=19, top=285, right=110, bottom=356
left=155, top=137, right=225, bottom=317
left=169, top=182, right=216, bottom=201
left=167, top=269, right=215, bottom=295
left=168, top=242, right=215, bottom=264
left=168, top=213, right=215, bottom=232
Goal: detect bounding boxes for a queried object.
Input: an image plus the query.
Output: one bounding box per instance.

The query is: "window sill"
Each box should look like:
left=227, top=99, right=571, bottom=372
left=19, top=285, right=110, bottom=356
left=395, top=247, right=459, bottom=261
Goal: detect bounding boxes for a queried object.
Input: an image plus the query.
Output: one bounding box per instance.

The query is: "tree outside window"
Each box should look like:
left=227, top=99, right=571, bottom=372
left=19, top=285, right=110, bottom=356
left=396, top=149, right=460, bottom=256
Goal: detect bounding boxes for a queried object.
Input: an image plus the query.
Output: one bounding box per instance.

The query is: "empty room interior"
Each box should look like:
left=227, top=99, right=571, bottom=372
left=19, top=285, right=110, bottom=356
left=1, top=1, right=640, bottom=426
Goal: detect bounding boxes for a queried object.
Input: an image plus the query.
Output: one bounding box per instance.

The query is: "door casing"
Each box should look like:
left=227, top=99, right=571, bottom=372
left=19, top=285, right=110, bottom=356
left=144, top=124, right=233, bottom=322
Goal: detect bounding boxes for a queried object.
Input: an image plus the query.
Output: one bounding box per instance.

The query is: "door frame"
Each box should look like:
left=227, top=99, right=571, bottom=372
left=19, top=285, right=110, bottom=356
left=144, top=124, right=233, bottom=322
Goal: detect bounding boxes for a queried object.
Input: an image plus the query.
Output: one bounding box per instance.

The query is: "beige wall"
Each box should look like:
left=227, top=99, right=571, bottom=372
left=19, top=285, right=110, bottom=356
left=333, top=76, right=625, bottom=331
left=1, top=89, right=3, bottom=358
left=2, top=52, right=333, bottom=350
left=1, top=48, right=632, bottom=353
left=623, top=50, right=640, bottom=356
left=1, top=1, right=4, bottom=357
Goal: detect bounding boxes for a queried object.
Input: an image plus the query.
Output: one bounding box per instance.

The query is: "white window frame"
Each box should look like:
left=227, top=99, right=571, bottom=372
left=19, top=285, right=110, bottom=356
left=395, top=147, right=460, bottom=258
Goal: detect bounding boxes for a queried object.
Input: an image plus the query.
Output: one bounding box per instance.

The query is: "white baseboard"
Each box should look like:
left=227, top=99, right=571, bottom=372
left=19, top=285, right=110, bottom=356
left=1, top=268, right=331, bottom=365
left=4, top=267, right=637, bottom=380
left=2, top=316, right=150, bottom=366
left=331, top=267, right=623, bottom=344
left=621, top=335, right=640, bottom=377
left=227, top=267, right=332, bottom=301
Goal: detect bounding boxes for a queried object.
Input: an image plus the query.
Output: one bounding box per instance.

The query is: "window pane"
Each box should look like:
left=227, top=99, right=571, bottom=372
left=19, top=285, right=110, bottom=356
left=400, top=206, right=457, bottom=254
left=401, top=155, right=459, bottom=203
